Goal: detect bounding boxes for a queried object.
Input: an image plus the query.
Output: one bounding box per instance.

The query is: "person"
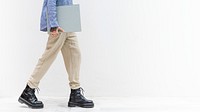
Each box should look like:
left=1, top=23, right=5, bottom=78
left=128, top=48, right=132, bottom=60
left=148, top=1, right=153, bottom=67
left=18, top=0, right=94, bottom=109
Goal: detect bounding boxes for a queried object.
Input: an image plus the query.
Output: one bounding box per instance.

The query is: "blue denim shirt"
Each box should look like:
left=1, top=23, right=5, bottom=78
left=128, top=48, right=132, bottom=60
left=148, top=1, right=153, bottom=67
left=40, top=0, right=73, bottom=32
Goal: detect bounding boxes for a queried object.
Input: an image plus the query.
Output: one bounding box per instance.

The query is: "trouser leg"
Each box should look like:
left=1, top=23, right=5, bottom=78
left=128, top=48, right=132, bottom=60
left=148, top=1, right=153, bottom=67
left=61, top=32, right=81, bottom=89
left=27, top=32, right=67, bottom=88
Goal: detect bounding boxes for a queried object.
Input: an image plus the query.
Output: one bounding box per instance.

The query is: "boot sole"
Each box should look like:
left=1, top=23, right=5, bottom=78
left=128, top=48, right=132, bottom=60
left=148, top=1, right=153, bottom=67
left=18, top=97, right=44, bottom=109
left=68, top=101, right=94, bottom=108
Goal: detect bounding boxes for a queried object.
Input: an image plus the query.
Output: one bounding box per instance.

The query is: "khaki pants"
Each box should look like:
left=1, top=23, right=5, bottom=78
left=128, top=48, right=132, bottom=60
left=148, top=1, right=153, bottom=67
left=27, top=32, right=81, bottom=89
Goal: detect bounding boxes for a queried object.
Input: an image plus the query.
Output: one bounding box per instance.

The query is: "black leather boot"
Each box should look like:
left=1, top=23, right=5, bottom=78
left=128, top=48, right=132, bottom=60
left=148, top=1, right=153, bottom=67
left=68, top=87, right=94, bottom=108
left=18, top=84, right=44, bottom=109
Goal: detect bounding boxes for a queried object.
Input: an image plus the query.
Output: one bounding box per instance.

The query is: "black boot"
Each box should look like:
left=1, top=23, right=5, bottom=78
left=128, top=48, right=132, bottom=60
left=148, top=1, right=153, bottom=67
left=18, top=84, right=44, bottom=109
left=68, top=87, right=94, bottom=108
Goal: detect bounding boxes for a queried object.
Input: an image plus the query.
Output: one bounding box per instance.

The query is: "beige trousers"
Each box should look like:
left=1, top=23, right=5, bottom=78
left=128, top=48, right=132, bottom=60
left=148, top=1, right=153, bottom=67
left=27, top=32, right=81, bottom=89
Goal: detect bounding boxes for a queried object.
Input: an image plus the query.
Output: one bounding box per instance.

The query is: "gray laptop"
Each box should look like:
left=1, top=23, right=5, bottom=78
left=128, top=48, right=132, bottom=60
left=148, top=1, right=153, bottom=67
left=47, top=4, right=81, bottom=33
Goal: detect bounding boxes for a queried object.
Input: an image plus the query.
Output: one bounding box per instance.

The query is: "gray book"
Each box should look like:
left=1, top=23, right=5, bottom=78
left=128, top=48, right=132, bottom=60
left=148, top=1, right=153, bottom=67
left=46, top=4, right=81, bottom=33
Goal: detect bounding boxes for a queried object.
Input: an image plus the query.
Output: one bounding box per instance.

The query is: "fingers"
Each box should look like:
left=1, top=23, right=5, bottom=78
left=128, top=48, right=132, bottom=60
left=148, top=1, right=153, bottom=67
left=50, top=27, right=65, bottom=38
left=58, top=27, right=65, bottom=32
left=50, top=27, right=59, bottom=38
left=50, top=31, right=59, bottom=38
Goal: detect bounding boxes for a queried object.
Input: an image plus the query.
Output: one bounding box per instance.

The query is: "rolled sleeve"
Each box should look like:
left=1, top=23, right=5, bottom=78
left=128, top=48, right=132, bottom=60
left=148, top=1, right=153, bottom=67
left=47, top=0, right=59, bottom=28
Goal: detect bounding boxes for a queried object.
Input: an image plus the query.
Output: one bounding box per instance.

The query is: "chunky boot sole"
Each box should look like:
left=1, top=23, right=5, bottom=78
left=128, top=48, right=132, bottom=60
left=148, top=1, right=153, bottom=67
left=68, top=101, right=94, bottom=108
left=18, top=97, right=44, bottom=109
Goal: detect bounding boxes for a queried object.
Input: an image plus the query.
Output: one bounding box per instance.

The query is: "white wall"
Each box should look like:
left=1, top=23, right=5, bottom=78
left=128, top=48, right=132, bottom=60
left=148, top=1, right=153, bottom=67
left=0, top=0, right=200, bottom=97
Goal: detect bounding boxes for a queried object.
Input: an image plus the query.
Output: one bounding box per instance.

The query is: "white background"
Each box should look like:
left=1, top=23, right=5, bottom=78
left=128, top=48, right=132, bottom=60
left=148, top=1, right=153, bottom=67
left=0, top=0, right=200, bottom=97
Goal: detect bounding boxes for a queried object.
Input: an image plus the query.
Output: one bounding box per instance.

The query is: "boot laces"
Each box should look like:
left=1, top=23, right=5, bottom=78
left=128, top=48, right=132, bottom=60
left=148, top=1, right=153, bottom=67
left=28, top=88, right=40, bottom=102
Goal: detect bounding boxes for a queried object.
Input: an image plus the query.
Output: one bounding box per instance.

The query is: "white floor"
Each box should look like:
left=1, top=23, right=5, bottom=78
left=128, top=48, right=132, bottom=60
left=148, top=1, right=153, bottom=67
left=1, top=96, right=200, bottom=112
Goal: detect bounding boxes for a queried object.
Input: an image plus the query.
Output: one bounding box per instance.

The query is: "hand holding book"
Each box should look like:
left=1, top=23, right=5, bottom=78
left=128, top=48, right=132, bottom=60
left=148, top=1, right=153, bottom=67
left=50, top=27, right=65, bottom=38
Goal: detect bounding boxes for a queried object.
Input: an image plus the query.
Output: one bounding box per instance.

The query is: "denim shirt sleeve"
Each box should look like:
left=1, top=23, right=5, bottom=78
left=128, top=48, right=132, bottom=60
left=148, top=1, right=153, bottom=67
left=47, top=0, right=59, bottom=28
